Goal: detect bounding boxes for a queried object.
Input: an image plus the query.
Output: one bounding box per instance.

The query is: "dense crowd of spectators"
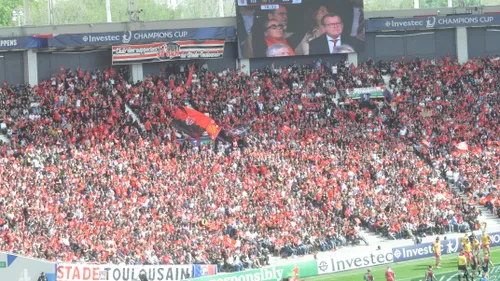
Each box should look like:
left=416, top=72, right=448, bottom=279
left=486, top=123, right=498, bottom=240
left=0, top=56, right=499, bottom=271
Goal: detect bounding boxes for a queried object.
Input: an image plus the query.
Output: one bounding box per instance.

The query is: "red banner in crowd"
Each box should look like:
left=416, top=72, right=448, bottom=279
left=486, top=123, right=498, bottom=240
left=111, top=40, right=225, bottom=64
left=223, top=236, right=240, bottom=249
left=171, top=107, right=221, bottom=140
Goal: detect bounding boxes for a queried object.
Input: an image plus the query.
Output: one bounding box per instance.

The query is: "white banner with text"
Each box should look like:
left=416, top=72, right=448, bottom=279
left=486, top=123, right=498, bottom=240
left=112, top=40, right=225, bottom=64
left=57, top=263, right=192, bottom=281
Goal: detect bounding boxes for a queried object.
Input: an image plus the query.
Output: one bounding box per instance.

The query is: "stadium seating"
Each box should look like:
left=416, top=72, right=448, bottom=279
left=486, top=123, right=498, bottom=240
left=0, top=56, right=498, bottom=271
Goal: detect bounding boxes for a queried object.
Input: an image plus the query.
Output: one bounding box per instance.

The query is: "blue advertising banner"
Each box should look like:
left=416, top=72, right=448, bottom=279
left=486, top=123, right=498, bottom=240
left=47, top=26, right=236, bottom=48
left=0, top=36, right=50, bottom=51
left=367, top=14, right=500, bottom=32
left=392, top=231, right=500, bottom=262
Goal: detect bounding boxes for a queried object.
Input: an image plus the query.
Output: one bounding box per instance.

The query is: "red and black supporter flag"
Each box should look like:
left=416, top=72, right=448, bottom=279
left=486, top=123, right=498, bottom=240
left=171, top=107, right=221, bottom=140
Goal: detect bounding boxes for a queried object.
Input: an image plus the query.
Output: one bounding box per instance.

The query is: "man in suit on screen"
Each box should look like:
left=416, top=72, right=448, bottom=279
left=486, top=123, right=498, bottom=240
left=309, top=13, right=363, bottom=55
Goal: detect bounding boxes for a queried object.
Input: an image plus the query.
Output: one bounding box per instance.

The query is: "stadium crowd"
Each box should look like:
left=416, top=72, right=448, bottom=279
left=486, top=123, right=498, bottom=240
left=0, top=55, right=499, bottom=271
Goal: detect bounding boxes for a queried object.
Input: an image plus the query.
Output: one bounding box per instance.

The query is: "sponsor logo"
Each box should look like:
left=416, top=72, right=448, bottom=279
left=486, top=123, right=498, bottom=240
left=317, top=250, right=393, bottom=274
left=445, top=237, right=460, bottom=254
left=318, top=261, right=328, bottom=272
left=392, top=243, right=436, bottom=262
left=393, top=249, right=402, bottom=260
left=83, top=34, right=120, bottom=43
left=122, top=31, right=132, bottom=44
left=426, top=17, right=436, bottom=28
left=374, top=14, right=498, bottom=31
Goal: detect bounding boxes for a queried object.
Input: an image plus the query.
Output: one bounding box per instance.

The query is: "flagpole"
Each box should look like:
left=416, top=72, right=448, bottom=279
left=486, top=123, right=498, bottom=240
left=106, top=0, right=112, bottom=22
left=24, top=0, right=30, bottom=25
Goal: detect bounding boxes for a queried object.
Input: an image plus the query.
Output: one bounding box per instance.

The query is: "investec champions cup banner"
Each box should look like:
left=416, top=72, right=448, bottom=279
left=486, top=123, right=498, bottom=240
left=112, top=40, right=225, bottom=64
left=368, top=14, right=500, bottom=32
left=0, top=27, right=235, bottom=51
left=392, top=231, right=500, bottom=262
left=49, top=27, right=235, bottom=48
left=0, top=252, right=57, bottom=281
left=188, top=260, right=318, bottom=281
left=58, top=263, right=217, bottom=281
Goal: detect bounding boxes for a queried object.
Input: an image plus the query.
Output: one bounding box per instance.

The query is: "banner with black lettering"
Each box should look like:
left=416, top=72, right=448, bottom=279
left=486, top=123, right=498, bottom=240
left=57, top=263, right=193, bottom=281
left=112, top=40, right=225, bottom=64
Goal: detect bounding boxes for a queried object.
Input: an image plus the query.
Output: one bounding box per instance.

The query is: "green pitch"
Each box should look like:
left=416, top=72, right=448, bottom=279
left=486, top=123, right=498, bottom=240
left=304, top=248, right=500, bottom=281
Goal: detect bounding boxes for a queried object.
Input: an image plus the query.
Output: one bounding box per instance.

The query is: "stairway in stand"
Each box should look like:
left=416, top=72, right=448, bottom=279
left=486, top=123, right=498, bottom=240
left=457, top=191, right=500, bottom=232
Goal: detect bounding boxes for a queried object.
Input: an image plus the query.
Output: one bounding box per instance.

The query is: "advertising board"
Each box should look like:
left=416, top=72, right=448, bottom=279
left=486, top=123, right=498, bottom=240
left=0, top=252, right=57, bottom=281
left=57, top=263, right=193, bottom=281
left=112, top=40, right=225, bottom=64
left=367, top=14, right=500, bottom=32
left=316, top=248, right=393, bottom=274
left=188, top=260, right=318, bottom=281
left=392, top=231, right=500, bottom=262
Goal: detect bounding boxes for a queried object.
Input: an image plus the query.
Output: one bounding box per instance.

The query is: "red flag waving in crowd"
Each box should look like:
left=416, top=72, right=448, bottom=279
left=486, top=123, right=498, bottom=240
left=185, top=63, right=195, bottom=89
left=171, top=107, right=221, bottom=140
left=223, top=236, right=240, bottom=249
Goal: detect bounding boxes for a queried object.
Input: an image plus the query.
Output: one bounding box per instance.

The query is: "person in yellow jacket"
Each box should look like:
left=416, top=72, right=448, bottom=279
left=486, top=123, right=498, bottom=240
left=482, top=231, right=492, bottom=256
left=463, top=239, right=473, bottom=263
left=458, top=250, right=469, bottom=281
left=472, top=236, right=481, bottom=256
left=462, top=233, right=470, bottom=246
left=432, top=237, right=442, bottom=269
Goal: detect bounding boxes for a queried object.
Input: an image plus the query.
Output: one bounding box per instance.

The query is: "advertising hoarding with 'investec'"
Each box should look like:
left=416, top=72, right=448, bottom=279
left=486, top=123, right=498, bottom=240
left=316, top=249, right=393, bottom=274
left=392, top=231, right=500, bottom=262
left=367, top=14, right=500, bottom=32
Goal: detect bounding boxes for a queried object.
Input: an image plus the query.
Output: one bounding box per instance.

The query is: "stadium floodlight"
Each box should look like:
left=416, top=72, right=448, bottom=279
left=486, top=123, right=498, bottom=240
left=12, top=9, right=24, bottom=27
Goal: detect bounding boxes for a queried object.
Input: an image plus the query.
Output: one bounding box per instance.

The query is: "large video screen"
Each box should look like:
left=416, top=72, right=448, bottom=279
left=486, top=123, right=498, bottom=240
left=236, top=0, right=365, bottom=58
